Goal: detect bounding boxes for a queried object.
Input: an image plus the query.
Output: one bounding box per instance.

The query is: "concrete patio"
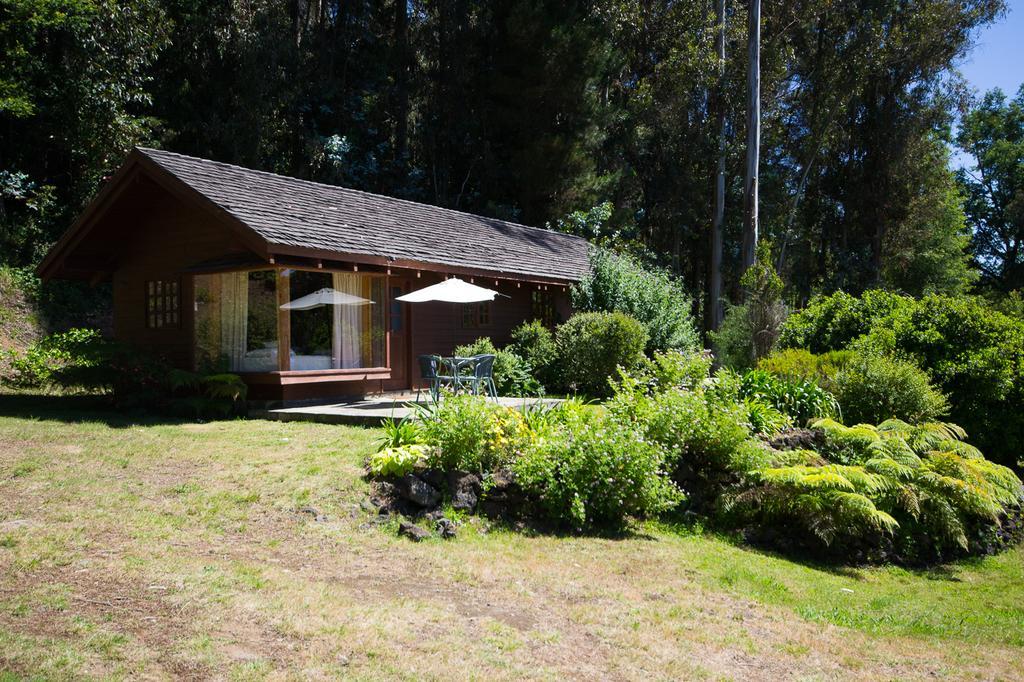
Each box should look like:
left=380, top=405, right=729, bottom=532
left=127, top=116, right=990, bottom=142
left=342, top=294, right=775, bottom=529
left=249, top=393, right=562, bottom=426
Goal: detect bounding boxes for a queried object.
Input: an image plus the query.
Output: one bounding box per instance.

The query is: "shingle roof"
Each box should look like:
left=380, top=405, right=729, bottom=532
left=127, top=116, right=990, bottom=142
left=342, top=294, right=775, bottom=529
left=137, top=147, right=591, bottom=282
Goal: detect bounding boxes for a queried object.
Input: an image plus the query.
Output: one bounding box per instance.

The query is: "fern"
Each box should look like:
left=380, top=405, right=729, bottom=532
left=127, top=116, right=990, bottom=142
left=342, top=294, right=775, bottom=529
left=731, top=416, right=1023, bottom=558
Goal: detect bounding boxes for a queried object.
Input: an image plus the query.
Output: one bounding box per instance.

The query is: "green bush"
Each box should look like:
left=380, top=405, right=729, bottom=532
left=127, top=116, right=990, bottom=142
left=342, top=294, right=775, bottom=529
left=571, top=247, right=699, bottom=354
left=779, top=290, right=914, bottom=353
left=832, top=353, right=949, bottom=425
left=1, top=327, right=246, bottom=416
left=739, top=369, right=840, bottom=425
left=556, top=311, right=648, bottom=398
left=609, top=359, right=770, bottom=508
left=709, top=302, right=755, bottom=370
left=417, top=395, right=496, bottom=472
left=710, top=241, right=788, bottom=370
left=454, top=337, right=543, bottom=397
left=780, top=291, right=1024, bottom=466
left=508, top=320, right=558, bottom=389
left=2, top=327, right=104, bottom=390
left=511, top=400, right=683, bottom=530
left=417, top=395, right=531, bottom=473
left=368, top=445, right=431, bottom=478
left=756, top=348, right=853, bottom=389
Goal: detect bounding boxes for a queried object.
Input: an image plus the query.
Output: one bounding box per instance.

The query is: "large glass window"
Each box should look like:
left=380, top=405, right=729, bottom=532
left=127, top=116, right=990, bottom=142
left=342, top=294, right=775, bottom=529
left=194, top=270, right=278, bottom=372
left=193, top=269, right=386, bottom=373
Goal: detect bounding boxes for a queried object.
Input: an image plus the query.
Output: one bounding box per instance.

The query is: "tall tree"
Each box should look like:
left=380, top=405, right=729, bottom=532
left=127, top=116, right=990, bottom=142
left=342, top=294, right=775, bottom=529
left=741, top=0, right=760, bottom=273
left=956, top=85, right=1024, bottom=292
left=706, top=0, right=727, bottom=332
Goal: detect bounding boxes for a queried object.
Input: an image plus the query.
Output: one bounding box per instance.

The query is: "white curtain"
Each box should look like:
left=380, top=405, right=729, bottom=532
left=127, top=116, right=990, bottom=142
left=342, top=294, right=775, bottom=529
left=220, top=272, right=248, bottom=371
left=333, top=273, right=364, bottom=368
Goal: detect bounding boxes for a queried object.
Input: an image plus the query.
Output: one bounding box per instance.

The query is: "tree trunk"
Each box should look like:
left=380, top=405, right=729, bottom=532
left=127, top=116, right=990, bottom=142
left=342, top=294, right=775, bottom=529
left=706, top=0, right=726, bottom=332
left=741, top=0, right=761, bottom=274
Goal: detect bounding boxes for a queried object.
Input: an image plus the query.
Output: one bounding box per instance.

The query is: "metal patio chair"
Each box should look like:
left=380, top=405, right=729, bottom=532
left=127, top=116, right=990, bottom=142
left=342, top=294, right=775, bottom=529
left=467, top=354, right=498, bottom=398
left=417, top=354, right=456, bottom=402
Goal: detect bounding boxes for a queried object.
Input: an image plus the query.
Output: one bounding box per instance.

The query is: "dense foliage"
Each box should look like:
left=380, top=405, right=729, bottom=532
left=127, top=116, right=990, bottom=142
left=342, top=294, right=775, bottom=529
left=508, top=320, right=559, bottom=390
left=780, top=291, right=1024, bottom=466
left=510, top=400, right=683, bottom=529
left=956, top=86, right=1024, bottom=292
left=729, top=419, right=1023, bottom=562
left=738, top=370, right=840, bottom=426
left=555, top=311, right=647, bottom=398
left=571, top=248, right=699, bottom=354
left=712, top=241, right=787, bottom=369
left=370, top=347, right=1023, bottom=563
left=1, top=328, right=245, bottom=416
left=2, top=0, right=1008, bottom=321
left=831, top=353, right=949, bottom=426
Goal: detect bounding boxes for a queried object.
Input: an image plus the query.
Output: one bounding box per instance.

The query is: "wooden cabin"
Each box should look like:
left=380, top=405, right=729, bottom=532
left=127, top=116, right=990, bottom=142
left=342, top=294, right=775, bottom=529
left=38, top=148, right=590, bottom=401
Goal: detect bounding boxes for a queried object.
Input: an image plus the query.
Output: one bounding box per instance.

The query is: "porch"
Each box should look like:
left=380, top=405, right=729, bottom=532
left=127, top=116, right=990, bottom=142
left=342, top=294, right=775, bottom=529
left=248, top=393, right=564, bottom=426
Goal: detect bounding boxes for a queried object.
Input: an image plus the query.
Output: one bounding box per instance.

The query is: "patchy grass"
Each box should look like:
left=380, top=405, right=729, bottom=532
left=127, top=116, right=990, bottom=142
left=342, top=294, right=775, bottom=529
left=0, top=397, right=1022, bottom=680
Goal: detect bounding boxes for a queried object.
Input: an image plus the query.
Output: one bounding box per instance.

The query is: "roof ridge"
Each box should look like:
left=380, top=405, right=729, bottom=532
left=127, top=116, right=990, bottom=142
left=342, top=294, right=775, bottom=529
left=135, top=146, right=587, bottom=244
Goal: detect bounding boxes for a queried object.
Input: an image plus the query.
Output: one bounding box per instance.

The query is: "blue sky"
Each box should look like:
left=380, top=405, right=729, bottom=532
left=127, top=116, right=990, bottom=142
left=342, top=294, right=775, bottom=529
left=956, top=0, right=1023, bottom=96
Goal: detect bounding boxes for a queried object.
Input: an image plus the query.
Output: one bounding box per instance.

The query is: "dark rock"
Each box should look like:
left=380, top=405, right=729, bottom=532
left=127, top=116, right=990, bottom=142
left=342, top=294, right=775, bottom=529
left=376, top=497, right=420, bottom=517
left=452, top=488, right=478, bottom=511
left=397, top=473, right=442, bottom=508
left=419, top=468, right=447, bottom=490
left=423, top=509, right=446, bottom=522
left=435, top=518, right=458, bottom=539
left=768, top=428, right=825, bottom=451
left=448, top=471, right=482, bottom=511
left=447, top=470, right=483, bottom=494
left=298, top=506, right=327, bottom=522
left=369, top=481, right=398, bottom=509
left=398, top=521, right=430, bottom=542
left=478, top=471, right=526, bottom=521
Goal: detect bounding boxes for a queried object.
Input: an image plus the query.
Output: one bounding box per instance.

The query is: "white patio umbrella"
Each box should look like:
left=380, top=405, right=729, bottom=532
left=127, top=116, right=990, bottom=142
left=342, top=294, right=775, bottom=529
left=395, top=277, right=508, bottom=303
left=280, top=287, right=373, bottom=310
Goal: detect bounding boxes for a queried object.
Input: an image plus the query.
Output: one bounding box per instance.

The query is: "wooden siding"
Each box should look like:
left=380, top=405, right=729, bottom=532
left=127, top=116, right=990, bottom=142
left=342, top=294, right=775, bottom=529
left=407, top=272, right=570, bottom=389
left=111, top=178, right=254, bottom=368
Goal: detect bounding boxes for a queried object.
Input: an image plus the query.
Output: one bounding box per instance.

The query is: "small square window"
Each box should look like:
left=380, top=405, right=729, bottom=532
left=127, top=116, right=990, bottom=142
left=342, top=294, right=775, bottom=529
left=146, top=279, right=181, bottom=329
left=462, top=302, right=492, bottom=329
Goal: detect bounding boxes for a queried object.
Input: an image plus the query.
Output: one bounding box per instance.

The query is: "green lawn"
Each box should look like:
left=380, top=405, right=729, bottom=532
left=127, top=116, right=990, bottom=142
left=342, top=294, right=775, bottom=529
left=0, top=395, right=1021, bottom=680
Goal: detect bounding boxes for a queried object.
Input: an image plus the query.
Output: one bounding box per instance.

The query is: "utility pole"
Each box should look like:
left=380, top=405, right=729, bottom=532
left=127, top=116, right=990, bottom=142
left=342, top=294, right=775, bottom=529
left=707, top=0, right=727, bottom=332
left=742, top=0, right=760, bottom=273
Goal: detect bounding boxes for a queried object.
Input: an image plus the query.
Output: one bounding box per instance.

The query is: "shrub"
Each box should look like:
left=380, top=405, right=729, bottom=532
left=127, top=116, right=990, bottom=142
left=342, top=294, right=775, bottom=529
left=709, top=302, right=755, bottom=370
left=417, top=395, right=531, bottom=472
left=417, top=395, right=497, bottom=472
left=508, top=320, right=558, bottom=388
left=739, top=369, right=840, bottom=425
left=710, top=241, right=787, bottom=369
left=368, top=445, right=431, bottom=478
left=778, top=289, right=915, bottom=353
left=609, top=360, right=770, bottom=510
left=511, top=401, right=683, bottom=529
left=2, top=328, right=246, bottom=415
left=556, top=311, right=647, bottom=398
left=756, top=348, right=853, bottom=389
left=832, top=353, right=949, bottom=425
left=727, top=418, right=1024, bottom=562
left=880, top=295, right=1024, bottom=467
left=571, top=247, right=699, bottom=354
left=781, top=291, right=1024, bottom=467
left=2, top=327, right=104, bottom=390
left=454, top=337, right=543, bottom=397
